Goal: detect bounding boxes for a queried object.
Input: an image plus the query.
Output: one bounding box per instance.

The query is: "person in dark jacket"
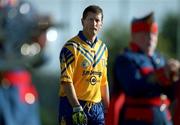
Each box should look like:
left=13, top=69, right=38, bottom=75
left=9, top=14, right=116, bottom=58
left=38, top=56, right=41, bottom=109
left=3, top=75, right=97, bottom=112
left=0, top=0, right=51, bottom=124
left=112, top=12, right=180, bottom=125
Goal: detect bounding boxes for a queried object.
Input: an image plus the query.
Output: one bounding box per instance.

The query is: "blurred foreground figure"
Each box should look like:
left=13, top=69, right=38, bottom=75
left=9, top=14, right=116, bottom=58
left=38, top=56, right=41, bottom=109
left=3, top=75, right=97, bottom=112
left=106, top=12, right=180, bottom=125
left=0, top=0, right=51, bottom=124
left=173, top=73, right=180, bottom=125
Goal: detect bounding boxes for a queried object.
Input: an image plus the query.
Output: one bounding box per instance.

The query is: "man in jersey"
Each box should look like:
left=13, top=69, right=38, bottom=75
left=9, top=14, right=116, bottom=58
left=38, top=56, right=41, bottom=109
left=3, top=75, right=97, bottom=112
left=113, top=12, right=180, bottom=125
left=59, top=5, right=109, bottom=125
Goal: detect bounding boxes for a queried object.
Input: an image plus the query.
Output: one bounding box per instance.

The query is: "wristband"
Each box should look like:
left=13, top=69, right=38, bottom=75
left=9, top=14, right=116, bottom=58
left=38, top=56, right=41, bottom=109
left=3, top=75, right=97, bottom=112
left=73, top=105, right=83, bottom=112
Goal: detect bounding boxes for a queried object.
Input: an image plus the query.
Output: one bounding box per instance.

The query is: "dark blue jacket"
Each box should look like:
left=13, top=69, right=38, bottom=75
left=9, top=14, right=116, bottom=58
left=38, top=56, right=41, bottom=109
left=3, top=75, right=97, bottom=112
left=114, top=45, right=174, bottom=125
left=114, top=48, right=173, bottom=98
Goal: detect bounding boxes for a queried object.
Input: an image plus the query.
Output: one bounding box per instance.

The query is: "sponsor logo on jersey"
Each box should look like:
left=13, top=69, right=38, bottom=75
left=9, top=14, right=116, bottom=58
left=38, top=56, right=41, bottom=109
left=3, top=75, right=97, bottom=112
left=89, top=76, right=99, bottom=85
left=82, top=70, right=102, bottom=77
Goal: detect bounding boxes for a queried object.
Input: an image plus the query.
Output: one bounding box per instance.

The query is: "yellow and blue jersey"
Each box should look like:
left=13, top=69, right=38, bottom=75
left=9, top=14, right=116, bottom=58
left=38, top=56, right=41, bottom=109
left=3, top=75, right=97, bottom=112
left=59, top=31, right=108, bottom=103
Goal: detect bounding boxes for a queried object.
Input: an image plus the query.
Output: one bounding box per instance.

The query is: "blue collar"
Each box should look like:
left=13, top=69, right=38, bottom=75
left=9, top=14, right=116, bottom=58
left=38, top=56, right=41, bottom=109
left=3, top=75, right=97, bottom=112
left=78, top=31, right=98, bottom=47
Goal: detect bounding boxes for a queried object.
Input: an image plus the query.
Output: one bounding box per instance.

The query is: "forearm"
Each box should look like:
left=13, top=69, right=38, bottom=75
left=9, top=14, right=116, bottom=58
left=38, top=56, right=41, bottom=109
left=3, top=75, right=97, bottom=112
left=62, top=82, right=80, bottom=107
left=101, top=84, right=110, bottom=111
left=61, top=83, right=87, bottom=124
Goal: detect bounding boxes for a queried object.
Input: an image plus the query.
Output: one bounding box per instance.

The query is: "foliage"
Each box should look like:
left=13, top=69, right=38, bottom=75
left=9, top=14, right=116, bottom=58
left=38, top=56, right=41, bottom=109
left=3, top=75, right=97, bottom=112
left=102, top=22, right=130, bottom=91
left=157, top=34, right=175, bottom=58
left=159, top=13, right=179, bottom=58
left=32, top=71, right=59, bottom=125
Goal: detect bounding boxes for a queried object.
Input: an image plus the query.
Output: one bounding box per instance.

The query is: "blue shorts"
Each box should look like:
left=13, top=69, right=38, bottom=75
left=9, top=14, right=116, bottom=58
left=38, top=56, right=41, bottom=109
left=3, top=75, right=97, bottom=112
left=59, top=97, right=105, bottom=125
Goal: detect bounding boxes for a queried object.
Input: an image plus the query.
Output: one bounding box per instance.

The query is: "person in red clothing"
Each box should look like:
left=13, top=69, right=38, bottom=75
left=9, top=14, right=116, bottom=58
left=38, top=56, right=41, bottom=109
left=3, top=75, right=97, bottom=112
left=0, top=0, right=51, bottom=125
left=173, top=72, right=180, bottom=125
left=105, top=67, right=125, bottom=125
left=107, top=12, right=180, bottom=125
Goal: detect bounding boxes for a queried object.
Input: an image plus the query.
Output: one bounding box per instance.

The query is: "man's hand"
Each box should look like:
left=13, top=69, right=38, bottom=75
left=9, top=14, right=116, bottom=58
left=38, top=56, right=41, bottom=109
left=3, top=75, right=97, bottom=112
left=72, top=105, right=87, bottom=125
left=152, top=59, right=180, bottom=86
left=166, top=58, right=180, bottom=82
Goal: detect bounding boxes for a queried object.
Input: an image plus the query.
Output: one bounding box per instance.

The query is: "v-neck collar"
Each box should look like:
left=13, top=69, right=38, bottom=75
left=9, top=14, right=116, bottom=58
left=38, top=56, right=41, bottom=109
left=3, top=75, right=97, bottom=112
left=78, top=31, right=98, bottom=48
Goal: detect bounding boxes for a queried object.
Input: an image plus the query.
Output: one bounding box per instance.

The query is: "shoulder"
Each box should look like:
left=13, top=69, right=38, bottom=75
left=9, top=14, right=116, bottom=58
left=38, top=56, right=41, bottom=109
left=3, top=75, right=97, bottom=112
left=98, top=39, right=107, bottom=46
left=115, top=48, right=141, bottom=65
left=97, top=39, right=108, bottom=51
left=154, top=51, right=165, bottom=60
left=60, top=36, right=78, bottom=56
left=116, top=48, right=134, bottom=60
left=97, top=39, right=108, bottom=59
left=153, top=51, right=166, bottom=65
left=61, top=36, right=80, bottom=52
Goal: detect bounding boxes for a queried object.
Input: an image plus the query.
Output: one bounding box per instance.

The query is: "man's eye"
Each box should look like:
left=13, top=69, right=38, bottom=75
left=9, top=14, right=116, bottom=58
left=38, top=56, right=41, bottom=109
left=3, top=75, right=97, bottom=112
left=96, top=20, right=100, bottom=23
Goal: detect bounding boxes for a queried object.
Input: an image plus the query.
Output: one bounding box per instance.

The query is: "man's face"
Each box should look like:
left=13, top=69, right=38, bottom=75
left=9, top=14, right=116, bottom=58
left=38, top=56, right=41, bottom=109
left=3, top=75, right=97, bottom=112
left=82, top=12, right=103, bottom=38
left=135, top=32, right=158, bottom=56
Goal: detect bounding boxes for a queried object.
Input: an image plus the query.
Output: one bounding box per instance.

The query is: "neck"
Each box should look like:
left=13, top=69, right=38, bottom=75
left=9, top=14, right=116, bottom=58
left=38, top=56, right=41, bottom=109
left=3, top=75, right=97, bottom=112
left=82, top=31, right=96, bottom=43
left=130, top=42, right=154, bottom=56
left=146, top=50, right=154, bottom=57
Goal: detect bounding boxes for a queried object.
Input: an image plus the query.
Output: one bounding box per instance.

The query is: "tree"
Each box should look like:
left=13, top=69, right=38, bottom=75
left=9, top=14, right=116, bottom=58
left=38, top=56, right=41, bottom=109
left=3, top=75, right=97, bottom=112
left=158, top=13, right=179, bottom=58
left=102, top=22, right=129, bottom=92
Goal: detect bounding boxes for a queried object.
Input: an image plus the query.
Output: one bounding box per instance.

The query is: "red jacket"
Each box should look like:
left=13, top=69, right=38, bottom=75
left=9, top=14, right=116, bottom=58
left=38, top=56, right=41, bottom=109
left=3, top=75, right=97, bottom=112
left=173, top=80, right=180, bottom=125
left=105, top=92, right=125, bottom=125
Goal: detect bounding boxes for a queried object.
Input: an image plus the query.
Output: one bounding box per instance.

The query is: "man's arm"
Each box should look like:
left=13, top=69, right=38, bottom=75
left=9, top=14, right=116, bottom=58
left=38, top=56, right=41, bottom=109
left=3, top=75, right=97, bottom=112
left=101, top=84, right=110, bottom=112
left=61, top=82, right=80, bottom=107
left=62, top=82, right=88, bottom=124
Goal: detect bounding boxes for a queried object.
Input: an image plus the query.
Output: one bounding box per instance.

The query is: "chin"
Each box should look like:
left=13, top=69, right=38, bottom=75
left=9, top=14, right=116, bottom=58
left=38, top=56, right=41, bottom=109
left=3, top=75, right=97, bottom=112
left=148, top=50, right=155, bottom=56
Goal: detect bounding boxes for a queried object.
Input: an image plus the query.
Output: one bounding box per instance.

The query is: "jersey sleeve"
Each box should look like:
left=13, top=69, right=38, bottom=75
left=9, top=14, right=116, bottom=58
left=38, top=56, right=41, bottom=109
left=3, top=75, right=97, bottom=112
left=101, top=45, right=108, bottom=86
left=59, top=45, right=75, bottom=84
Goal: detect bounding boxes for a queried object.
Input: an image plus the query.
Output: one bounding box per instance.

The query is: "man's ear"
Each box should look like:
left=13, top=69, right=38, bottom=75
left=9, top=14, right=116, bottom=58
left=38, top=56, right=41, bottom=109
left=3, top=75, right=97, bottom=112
left=81, top=18, right=84, bottom=26
left=100, top=21, right=103, bottom=28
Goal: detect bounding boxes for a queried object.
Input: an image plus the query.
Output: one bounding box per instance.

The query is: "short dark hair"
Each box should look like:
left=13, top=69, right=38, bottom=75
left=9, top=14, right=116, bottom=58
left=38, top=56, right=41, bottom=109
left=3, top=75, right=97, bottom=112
left=82, top=5, right=103, bottom=20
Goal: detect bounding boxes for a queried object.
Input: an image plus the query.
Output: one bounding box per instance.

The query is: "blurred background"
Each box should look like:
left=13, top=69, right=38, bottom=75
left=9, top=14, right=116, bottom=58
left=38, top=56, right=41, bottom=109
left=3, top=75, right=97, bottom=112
left=12, top=0, right=179, bottom=124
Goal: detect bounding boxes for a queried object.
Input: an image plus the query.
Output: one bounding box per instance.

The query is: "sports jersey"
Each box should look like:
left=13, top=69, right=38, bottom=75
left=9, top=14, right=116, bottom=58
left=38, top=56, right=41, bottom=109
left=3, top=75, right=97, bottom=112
left=59, top=31, right=108, bottom=103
